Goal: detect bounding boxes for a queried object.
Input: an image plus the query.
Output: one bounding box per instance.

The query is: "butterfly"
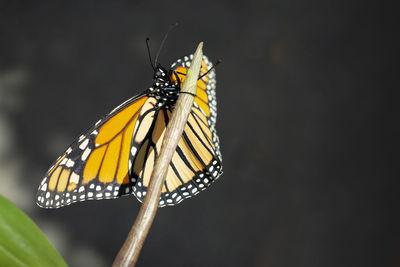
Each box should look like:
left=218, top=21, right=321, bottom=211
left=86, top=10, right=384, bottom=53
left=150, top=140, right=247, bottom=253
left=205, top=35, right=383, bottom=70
left=36, top=53, right=222, bottom=208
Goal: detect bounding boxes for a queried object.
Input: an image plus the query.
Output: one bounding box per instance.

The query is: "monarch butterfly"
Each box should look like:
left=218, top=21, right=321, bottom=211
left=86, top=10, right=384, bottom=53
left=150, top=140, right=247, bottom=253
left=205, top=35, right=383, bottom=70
left=36, top=52, right=222, bottom=209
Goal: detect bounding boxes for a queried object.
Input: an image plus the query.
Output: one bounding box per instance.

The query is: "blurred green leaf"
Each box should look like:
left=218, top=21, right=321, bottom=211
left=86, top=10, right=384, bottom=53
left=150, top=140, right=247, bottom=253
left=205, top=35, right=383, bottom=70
left=0, top=195, right=68, bottom=267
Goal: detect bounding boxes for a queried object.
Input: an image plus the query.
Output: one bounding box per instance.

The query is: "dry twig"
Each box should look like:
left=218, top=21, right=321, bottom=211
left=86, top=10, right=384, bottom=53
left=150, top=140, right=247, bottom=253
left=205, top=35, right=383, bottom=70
left=112, top=42, right=204, bottom=267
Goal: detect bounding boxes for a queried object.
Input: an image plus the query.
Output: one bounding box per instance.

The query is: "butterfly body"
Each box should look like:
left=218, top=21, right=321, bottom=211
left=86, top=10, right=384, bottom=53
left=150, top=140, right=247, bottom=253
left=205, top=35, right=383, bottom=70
left=37, top=54, right=222, bottom=209
left=147, top=65, right=180, bottom=109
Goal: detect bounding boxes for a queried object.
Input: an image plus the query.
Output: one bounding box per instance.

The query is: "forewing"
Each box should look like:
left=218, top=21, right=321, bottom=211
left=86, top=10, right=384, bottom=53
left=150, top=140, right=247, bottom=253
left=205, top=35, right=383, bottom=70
left=171, top=54, right=221, bottom=160
left=36, top=94, right=148, bottom=208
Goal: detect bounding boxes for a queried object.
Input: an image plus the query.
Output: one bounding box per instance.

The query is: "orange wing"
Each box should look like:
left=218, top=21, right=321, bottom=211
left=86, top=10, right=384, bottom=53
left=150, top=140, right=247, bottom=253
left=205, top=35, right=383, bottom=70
left=37, top=54, right=222, bottom=209
left=36, top=94, right=148, bottom=208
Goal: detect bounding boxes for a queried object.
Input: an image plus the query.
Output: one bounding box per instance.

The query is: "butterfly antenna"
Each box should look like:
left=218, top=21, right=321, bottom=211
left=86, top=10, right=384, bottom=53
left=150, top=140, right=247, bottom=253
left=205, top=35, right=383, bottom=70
left=199, top=59, right=222, bottom=79
left=146, top=38, right=155, bottom=70
left=154, top=22, right=179, bottom=66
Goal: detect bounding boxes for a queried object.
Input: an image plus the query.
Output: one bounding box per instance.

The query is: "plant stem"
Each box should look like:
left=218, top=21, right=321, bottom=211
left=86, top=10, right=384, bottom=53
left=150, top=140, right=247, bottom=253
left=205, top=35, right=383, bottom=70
left=112, top=42, right=204, bottom=267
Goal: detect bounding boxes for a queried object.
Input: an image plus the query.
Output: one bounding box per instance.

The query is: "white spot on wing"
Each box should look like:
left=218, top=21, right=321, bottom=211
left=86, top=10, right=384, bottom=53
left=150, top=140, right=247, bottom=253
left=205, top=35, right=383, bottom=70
left=131, top=147, right=137, bottom=156
left=66, top=159, right=75, bottom=168
left=81, top=148, right=91, bottom=161
left=70, top=172, right=79, bottom=184
left=79, top=139, right=89, bottom=150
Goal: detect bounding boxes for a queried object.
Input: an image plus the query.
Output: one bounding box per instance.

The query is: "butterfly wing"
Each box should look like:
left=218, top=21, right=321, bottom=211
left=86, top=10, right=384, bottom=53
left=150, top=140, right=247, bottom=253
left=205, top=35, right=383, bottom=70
left=171, top=55, right=221, bottom=159
left=36, top=93, right=148, bottom=208
left=130, top=55, right=223, bottom=207
left=37, top=55, right=222, bottom=209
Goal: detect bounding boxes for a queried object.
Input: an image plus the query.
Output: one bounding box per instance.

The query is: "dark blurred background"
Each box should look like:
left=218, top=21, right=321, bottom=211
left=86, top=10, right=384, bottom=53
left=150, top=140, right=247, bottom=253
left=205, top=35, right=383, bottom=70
left=1, top=1, right=399, bottom=266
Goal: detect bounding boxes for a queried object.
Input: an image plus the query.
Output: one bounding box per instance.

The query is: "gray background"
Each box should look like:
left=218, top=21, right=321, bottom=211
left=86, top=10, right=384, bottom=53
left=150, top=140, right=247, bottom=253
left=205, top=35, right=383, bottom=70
left=0, top=1, right=399, bottom=266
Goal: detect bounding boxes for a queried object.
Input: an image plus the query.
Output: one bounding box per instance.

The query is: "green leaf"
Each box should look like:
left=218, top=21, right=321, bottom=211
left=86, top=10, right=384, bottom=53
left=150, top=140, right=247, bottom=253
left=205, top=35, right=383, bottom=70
left=0, top=195, right=68, bottom=267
